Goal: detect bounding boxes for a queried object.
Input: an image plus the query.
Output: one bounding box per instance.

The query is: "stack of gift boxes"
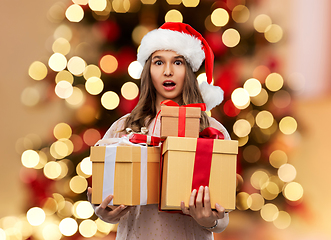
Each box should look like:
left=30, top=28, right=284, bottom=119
left=90, top=102, right=238, bottom=212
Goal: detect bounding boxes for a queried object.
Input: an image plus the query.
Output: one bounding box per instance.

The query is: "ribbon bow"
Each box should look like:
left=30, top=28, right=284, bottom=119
left=199, top=127, right=225, bottom=139
left=126, top=127, right=160, bottom=146
left=160, top=100, right=206, bottom=111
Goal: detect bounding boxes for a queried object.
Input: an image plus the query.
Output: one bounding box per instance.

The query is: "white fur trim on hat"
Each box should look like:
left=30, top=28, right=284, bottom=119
left=199, top=81, right=224, bottom=111
left=137, top=29, right=205, bottom=72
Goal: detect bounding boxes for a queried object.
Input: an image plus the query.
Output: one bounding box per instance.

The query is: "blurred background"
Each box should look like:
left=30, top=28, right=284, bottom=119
left=1, top=0, right=331, bottom=239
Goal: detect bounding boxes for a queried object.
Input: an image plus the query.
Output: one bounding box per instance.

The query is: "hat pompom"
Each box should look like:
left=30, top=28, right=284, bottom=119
left=199, top=81, right=224, bottom=111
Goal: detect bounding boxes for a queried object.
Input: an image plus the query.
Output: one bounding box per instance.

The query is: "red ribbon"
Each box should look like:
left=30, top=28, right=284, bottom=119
left=129, top=133, right=161, bottom=146
left=191, top=127, right=225, bottom=191
left=160, top=100, right=206, bottom=137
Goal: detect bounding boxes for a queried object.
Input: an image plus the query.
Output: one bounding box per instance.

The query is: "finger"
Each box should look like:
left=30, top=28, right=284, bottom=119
left=87, top=187, right=92, bottom=202
left=181, top=201, right=190, bottom=215
left=189, top=189, right=197, bottom=210
left=204, top=186, right=211, bottom=210
left=100, top=195, right=114, bottom=209
left=195, top=186, right=204, bottom=209
left=215, top=203, right=225, bottom=219
left=113, top=205, right=132, bottom=218
left=106, top=205, right=127, bottom=218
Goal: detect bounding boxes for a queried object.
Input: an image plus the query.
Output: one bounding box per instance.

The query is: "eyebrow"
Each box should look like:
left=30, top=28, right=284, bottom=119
left=152, top=55, right=184, bottom=60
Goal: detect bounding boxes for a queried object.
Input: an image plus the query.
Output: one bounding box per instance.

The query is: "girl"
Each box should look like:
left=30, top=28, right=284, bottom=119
left=87, top=22, right=231, bottom=239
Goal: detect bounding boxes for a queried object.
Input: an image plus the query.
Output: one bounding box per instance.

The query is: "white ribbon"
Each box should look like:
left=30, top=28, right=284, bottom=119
left=98, top=136, right=148, bottom=205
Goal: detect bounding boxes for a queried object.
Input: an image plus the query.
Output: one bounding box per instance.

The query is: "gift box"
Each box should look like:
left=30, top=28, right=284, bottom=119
left=160, top=101, right=205, bottom=138
left=160, top=136, right=238, bottom=212
left=91, top=144, right=160, bottom=206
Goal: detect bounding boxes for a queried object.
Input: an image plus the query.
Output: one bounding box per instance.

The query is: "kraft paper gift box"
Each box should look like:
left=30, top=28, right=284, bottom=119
left=160, top=136, right=238, bottom=212
left=160, top=100, right=206, bottom=138
left=91, top=144, right=160, bottom=206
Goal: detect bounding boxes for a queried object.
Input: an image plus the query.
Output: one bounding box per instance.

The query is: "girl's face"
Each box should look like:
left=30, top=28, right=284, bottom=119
left=150, top=50, right=186, bottom=104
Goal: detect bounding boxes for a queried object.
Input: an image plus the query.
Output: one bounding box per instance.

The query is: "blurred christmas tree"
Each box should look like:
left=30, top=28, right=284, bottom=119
left=9, top=0, right=305, bottom=238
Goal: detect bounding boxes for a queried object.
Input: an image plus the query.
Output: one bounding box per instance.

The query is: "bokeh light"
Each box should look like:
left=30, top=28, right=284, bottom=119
left=21, top=150, right=39, bottom=168
left=112, top=0, right=130, bottom=13
left=279, top=116, right=297, bottom=135
left=83, top=128, right=101, bottom=146
left=54, top=24, right=73, bottom=41
left=265, top=24, right=283, bottom=43
left=121, top=82, right=139, bottom=100
left=21, top=87, right=40, bottom=107
left=243, top=78, right=262, bottom=97
left=283, top=182, right=304, bottom=201
left=55, top=81, right=73, bottom=99
left=44, top=161, right=62, bottom=179
left=236, top=192, right=250, bottom=210
left=65, top=4, right=84, bottom=22
left=80, top=157, right=92, bottom=176
left=85, top=77, right=104, bottom=95
left=231, top=88, right=250, bottom=109
left=52, top=38, right=71, bottom=55
left=53, top=123, right=72, bottom=140
left=182, top=0, right=199, bottom=7
left=166, top=0, right=181, bottom=5
left=260, top=203, right=279, bottom=222
left=84, top=64, right=102, bottom=80
left=89, top=0, right=107, bottom=11
left=101, top=91, right=120, bottom=110
left=250, top=170, right=269, bottom=190
left=232, top=5, right=249, bottom=23
left=26, top=207, right=46, bottom=226
left=254, top=14, right=272, bottom=33
left=59, top=218, right=78, bottom=236
left=69, top=176, right=88, bottom=194
left=42, top=223, right=62, bottom=240
left=49, top=53, right=67, bottom=72
left=211, top=8, right=229, bottom=27
left=233, top=119, right=251, bottom=138
left=132, top=25, right=150, bottom=45
left=272, top=90, right=291, bottom=108
left=243, top=145, right=261, bottom=163
left=165, top=9, right=183, bottom=22
left=247, top=193, right=264, bottom=211
left=265, top=73, right=283, bottom=92
left=278, top=163, right=297, bottom=182
left=65, top=86, right=85, bottom=108
left=55, top=70, right=74, bottom=84
left=255, top=111, right=274, bottom=129
left=29, top=61, right=48, bottom=81
left=79, top=219, right=97, bottom=238
left=100, top=55, right=118, bottom=74
left=75, top=201, right=94, bottom=219
left=222, top=28, right=240, bottom=47
left=250, top=88, right=268, bottom=106
left=273, top=211, right=291, bottom=229
left=269, top=150, right=288, bottom=168
left=67, top=56, right=86, bottom=76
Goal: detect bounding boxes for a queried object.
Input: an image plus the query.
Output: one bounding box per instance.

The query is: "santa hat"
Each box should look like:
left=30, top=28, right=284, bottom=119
left=137, top=22, right=224, bottom=111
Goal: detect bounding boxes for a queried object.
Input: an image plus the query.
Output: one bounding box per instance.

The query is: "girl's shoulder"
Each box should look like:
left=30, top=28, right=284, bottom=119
left=207, top=116, right=231, bottom=140
left=102, top=113, right=130, bottom=139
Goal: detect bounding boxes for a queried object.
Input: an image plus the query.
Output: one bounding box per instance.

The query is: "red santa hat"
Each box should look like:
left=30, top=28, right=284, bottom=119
left=137, top=22, right=224, bottom=111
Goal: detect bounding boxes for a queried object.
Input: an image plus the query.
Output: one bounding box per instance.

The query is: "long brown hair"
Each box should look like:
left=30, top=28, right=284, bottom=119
left=123, top=56, right=209, bottom=133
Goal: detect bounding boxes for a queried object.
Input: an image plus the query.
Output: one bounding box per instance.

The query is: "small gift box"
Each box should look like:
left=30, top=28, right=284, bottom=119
left=160, top=100, right=206, bottom=138
left=160, top=128, right=238, bottom=212
left=91, top=137, right=160, bottom=206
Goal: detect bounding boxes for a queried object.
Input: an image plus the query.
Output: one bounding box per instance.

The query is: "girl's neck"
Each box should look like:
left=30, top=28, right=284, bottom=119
left=155, top=95, right=181, bottom=113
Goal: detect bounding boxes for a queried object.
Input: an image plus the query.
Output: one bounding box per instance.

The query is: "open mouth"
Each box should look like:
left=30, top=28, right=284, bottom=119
left=163, top=81, right=176, bottom=87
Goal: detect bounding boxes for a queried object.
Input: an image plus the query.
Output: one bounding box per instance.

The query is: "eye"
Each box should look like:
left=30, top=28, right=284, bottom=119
left=174, top=60, right=183, bottom=65
left=154, top=60, right=163, bottom=66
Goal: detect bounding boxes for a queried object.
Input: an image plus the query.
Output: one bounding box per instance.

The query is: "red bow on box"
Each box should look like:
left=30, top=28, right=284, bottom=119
left=160, top=100, right=207, bottom=111
left=192, top=127, right=225, bottom=191
left=129, top=133, right=161, bottom=146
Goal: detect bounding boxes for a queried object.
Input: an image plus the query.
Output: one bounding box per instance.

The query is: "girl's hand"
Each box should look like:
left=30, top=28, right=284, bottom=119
left=180, top=186, right=228, bottom=232
left=87, top=187, right=132, bottom=224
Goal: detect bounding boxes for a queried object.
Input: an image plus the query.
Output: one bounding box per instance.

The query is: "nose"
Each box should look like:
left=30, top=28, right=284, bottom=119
left=163, top=63, right=173, bottom=76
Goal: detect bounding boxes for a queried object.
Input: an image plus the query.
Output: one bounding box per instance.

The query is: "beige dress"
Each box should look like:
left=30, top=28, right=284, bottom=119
left=102, top=114, right=230, bottom=240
